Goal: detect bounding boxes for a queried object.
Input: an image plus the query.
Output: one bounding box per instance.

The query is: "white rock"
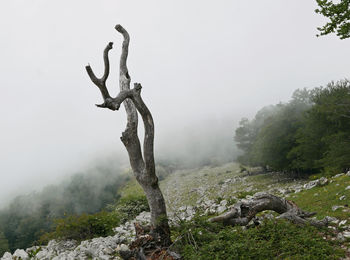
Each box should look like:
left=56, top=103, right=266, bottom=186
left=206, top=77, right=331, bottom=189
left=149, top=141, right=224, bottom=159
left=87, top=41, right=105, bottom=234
left=319, top=177, right=328, bottom=186
left=304, top=180, right=319, bottom=190
left=332, top=205, right=344, bottom=211
left=13, top=249, right=28, bottom=260
left=217, top=205, right=227, bottom=213
left=325, top=216, right=339, bottom=224
left=339, top=220, right=347, bottom=226
left=334, top=173, right=345, bottom=178
left=1, top=252, right=12, bottom=260
left=116, top=244, right=129, bottom=252
left=345, top=186, right=350, bottom=190
left=339, top=195, right=346, bottom=200
left=337, top=233, right=345, bottom=242
left=343, top=231, right=350, bottom=238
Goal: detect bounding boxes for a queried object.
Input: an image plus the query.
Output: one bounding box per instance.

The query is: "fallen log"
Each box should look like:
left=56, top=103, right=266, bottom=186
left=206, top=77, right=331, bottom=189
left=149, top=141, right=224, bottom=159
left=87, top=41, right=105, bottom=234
left=209, top=193, right=329, bottom=227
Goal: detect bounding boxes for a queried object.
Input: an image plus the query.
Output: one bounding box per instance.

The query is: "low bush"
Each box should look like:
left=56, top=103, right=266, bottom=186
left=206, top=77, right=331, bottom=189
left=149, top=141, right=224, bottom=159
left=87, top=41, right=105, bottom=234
left=171, top=215, right=345, bottom=259
left=114, top=194, right=150, bottom=223
left=39, top=211, right=120, bottom=243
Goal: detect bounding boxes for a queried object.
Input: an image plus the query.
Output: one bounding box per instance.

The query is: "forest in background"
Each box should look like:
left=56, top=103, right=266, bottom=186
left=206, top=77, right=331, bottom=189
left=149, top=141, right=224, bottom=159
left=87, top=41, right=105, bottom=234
left=235, top=80, right=350, bottom=175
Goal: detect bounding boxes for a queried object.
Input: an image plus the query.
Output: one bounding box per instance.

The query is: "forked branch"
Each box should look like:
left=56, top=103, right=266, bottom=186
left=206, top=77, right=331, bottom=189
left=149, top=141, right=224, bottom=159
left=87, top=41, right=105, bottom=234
left=85, top=42, right=113, bottom=104
left=85, top=24, right=171, bottom=246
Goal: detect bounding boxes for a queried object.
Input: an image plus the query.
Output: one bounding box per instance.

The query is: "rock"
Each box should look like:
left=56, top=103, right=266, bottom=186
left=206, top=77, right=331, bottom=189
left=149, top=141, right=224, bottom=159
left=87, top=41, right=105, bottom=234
left=346, top=170, right=350, bottom=177
left=339, top=195, right=346, bottom=201
left=343, top=231, right=350, bottom=238
left=319, top=177, right=328, bottom=186
left=332, top=205, right=344, bottom=211
left=217, top=205, right=227, bottom=213
left=339, top=220, right=347, bottom=226
left=116, top=244, right=129, bottom=252
left=337, top=233, right=346, bottom=242
left=1, top=252, right=12, bottom=260
left=334, top=173, right=345, bottom=178
left=303, top=180, right=319, bottom=190
left=13, top=249, right=29, bottom=260
left=345, top=186, right=350, bottom=191
left=303, top=177, right=328, bottom=190
left=325, top=216, right=339, bottom=224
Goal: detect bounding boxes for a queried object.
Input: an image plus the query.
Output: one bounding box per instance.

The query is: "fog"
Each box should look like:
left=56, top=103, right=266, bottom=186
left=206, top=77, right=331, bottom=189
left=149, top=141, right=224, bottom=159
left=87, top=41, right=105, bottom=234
left=1, top=0, right=350, bottom=207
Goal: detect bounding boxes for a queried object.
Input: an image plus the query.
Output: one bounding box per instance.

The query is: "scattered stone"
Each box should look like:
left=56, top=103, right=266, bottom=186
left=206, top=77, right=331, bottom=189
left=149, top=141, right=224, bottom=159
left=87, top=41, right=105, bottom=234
left=343, top=231, right=350, bottom=238
left=339, top=220, right=347, bottom=226
left=320, top=177, right=328, bottom=186
left=334, top=173, right=345, bottom=178
left=332, top=205, right=344, bottom=211
left=340, top=195, right=346, bottom=201
left=13, top=249, right=28, bottom=260
left=303, top=178, right=328, bottom=190
left=337, top=233, right=346, bottom=242
left=345, top=186, right=350, bottom=191
left=325, top=216, right=339, bottom=224
left=1, top=252, right=12, bottom=260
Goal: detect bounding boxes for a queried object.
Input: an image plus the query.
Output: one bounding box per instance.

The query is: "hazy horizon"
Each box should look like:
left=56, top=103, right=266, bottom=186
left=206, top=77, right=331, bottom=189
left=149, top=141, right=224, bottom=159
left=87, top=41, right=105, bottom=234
left=1, top=0, right=350, bottom=207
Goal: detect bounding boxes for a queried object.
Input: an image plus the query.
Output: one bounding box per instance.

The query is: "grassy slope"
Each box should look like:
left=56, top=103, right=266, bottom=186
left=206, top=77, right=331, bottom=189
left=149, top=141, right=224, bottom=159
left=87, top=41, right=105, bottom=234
left=119, top=163, right=350, bottom=258
left=159, top=163, right=350, bottom=259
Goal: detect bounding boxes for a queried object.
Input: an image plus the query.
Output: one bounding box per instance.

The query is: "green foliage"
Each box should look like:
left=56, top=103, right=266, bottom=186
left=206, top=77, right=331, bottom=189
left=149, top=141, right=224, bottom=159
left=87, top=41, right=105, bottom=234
left=39, top=211, right=120, bottom=243
left=235, top=81, right=350, bottom=175
left=172, top=215, right=345, bottom=259
left=290, top=174, right=350, bottom=220
left=235, top=105, right=282, bottom=165
left=114, top=194, right=150, bottom=224
left=235, top=191, right=255, bottom=199
left=235, top=89, right=313, bottom=174
left=27, top=247, right=42, bottom=258
left=0, top=231, right=9, bottom=257
left=316, top=0, right=350, bottom=39
left=291, top=80, right=350, bottom=173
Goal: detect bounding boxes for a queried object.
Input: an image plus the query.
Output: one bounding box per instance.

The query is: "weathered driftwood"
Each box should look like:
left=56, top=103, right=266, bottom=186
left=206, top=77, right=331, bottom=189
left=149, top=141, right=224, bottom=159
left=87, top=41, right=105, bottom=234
left=209, top=193, right=329, bottom=227
left=86, top=25, right=170, bottom=246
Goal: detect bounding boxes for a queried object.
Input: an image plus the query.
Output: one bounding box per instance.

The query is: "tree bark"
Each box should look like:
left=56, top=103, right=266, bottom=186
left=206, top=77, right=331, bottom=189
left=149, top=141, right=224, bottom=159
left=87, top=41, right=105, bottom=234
left=209, top=193, right=329, bottom=227
left=85, top=24, right=171, bottom=246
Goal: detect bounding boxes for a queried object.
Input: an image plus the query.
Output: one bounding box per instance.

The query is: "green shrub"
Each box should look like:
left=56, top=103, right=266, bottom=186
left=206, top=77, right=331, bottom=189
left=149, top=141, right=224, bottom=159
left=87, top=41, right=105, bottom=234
left=114, top=194, right=150, bottom=223
left=236, top=190, right=254, bottom=199
left=171, top=215, right=345, bottom=259
left=39, top=211, right=120, bottom=243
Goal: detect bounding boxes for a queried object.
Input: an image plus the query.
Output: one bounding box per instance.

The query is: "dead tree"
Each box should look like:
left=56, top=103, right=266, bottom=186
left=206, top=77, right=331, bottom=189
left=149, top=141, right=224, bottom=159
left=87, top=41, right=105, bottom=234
left=209, top=193, right=329, bottom=227
left=85, top=25, right=171, bottom=246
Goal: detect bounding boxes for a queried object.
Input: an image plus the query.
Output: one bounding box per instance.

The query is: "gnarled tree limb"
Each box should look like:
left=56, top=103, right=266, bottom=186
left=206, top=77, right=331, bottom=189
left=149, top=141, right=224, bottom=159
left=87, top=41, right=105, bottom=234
left=85, top=42, right=113, bottom=103
left=209, top=193, right=329, bottom=227
left=86, top=24, right=170, bottom=246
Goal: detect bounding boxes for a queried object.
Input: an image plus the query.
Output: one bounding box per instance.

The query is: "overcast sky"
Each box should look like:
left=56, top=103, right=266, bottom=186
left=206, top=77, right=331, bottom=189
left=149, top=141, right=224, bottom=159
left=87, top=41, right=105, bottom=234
left=1, top=0, right=349, bottom=206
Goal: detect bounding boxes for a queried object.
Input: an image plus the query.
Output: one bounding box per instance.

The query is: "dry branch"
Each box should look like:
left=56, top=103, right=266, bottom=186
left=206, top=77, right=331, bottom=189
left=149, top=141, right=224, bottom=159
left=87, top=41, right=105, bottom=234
left=209, top=193, right=329, bottom=227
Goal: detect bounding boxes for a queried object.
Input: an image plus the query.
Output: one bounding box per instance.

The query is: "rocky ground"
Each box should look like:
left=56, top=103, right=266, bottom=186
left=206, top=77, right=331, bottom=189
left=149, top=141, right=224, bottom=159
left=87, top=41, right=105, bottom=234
left=2, top=163, right=350, bottom=259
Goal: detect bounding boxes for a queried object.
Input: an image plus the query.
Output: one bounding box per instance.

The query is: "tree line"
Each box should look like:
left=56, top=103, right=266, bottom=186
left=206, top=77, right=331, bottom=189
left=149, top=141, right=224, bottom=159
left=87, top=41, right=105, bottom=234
left=235, top=80, right=350, bottom=176
left=0, top=164, right=130, bottom=255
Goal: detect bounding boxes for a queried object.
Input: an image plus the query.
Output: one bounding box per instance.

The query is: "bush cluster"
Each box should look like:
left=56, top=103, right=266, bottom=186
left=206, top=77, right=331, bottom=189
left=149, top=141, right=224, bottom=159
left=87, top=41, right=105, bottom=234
left=39, top=211, right=120, bottom=243
left=171, top=215, right=344, bottom=259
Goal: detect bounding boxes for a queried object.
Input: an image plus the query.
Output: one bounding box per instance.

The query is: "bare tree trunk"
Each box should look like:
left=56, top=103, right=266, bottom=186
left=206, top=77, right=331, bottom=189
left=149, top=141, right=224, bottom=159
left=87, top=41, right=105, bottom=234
left=85, top=24, right=171, bottom=246
left=209, top=193, right=329, bottom=227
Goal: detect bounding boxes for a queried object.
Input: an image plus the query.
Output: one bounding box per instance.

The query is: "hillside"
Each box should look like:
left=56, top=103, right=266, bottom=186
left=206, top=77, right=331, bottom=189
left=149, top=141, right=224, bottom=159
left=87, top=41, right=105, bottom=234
left=2, top=163, right=350, bottom=259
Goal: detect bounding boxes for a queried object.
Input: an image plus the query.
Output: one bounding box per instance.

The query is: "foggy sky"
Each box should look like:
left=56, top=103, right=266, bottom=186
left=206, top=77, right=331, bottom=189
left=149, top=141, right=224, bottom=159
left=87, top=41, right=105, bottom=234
left=1, top=0, right=350, bottom=206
